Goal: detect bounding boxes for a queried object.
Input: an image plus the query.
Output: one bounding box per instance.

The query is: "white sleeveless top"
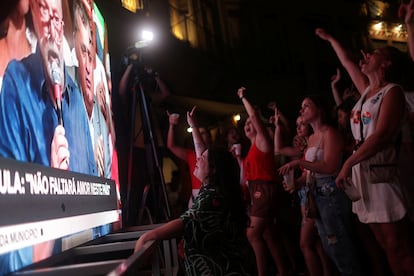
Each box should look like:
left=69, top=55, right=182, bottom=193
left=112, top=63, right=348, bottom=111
left=305, top=147, right=336, bottom=179
left=349, top=84, right=406, bottom=223
left=350, top=83, right=400, bottom=141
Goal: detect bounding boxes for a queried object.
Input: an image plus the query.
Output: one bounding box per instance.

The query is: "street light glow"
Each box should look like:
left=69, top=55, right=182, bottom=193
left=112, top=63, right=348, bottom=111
left=134, top=30, right=154, bottom=49
left=141, top=30, right=154, bottom=42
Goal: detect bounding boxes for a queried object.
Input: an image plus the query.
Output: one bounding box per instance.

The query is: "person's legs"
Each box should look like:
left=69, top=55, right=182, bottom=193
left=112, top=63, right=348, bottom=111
left=299, top=214, right=322, bottom=276
left=369, top=217, right=414, bottom=276
left=263, top=223, right=290, bottom=276
left=274, top=184, right=302, bottom=274
left=353, top=216, right=391, bottom=276
left=247, top=216, right=268, bottom=276
left=248, top=180, right=287, bottom=275
left=314, top=235, right=336, bottom=276
left=315, top=186, right=363, bottom=276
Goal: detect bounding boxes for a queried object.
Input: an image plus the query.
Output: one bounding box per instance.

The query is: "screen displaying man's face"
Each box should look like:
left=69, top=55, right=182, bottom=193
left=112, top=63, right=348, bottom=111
left=75, top=12, right=94, bottom=115
left=30, top=0, right=64, bottom=86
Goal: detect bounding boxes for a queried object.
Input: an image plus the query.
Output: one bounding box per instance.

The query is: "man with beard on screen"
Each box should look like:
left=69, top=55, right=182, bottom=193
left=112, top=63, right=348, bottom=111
left=0, top=0, right=96, bottom=274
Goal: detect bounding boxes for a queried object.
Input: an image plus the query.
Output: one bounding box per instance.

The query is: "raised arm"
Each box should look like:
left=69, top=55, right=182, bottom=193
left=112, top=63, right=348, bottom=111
left=400, top=0, right=414, bottom=61
left=187, top=106, right=206, bottom=158
left=331, top=68, right=344, bottom=106
left=273, top=113, right=285, bottom=155
left=118, top=64, right=133, bottom=107
left=268, top=102, right=290, bottom=132
left=270, top=105, right=299, bottom=157
left=167, top=111, right=187, bottom=160
left=146, top=68, right=171, bottom=104
left=315, top=28, right=367, bottom=95
left=238, top=87, right=272, bottom=152
left=154, top=75, right=170, bottom=102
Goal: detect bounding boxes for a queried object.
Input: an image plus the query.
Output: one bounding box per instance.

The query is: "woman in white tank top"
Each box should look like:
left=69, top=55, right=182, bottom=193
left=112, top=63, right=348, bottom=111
left=316, top=27, right=414, bottom=275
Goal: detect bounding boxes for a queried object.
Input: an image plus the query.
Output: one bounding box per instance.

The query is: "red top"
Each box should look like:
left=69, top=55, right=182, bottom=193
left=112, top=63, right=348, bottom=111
left=186, top=149, right=202, bottom=189
left=244, top=142, right=277, bottom=181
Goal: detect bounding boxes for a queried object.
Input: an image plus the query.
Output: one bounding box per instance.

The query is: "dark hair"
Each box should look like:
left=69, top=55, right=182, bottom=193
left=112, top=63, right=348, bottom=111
left=0, top=0, right=17, bottom=25
left=304, top=94, right=336, bottom=127
left=206, top=146, right=249, bottom=229
left=0, top=21, right=9, bottom=39
left=0, top=0, right=19, bottom=39
left=216, top=125, right=241, bottom=147
left=381, top=46, right=410, bottom=84
left=73, top=0, right=91, bottom=33
left=224, top=125, right=240, bottom=140
left=336, top=97, right=357, bottom=114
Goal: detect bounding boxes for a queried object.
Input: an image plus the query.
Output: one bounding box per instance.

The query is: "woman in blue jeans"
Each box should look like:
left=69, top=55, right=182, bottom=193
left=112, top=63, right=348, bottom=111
left=279, top=95, right=363, bottom=276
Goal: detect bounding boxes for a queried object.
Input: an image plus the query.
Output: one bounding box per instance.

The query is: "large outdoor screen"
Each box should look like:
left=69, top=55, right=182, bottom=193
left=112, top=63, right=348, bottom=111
left=0, top=1, right=120, bottom=275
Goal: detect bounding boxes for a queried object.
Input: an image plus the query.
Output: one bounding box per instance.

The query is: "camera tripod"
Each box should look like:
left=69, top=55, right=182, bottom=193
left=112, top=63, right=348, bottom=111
left=125, top=67, right=171, bottom=226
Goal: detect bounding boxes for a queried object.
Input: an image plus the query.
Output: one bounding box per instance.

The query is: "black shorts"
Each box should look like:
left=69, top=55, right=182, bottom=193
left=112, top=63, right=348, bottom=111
left=248, top=180, right=277, bottom=219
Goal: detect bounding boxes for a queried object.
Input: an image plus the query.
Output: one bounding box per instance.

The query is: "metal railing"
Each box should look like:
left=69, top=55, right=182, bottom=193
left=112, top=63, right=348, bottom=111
left=107, top=224, right=179, bottom=276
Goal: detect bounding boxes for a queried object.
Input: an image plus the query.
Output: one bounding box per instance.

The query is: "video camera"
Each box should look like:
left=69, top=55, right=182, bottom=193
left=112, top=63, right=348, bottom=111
left=122, top=47, right=158, bottom=80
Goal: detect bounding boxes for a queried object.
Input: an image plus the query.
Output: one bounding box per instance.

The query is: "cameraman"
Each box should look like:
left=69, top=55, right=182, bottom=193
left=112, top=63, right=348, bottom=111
left=117, top=60, right=170, bottom=225
left=119, top=63, right=169, bottom=108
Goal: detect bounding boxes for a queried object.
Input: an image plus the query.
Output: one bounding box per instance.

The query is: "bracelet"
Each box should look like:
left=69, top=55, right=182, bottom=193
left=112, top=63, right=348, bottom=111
left=239, top=96, right=245, bottom=100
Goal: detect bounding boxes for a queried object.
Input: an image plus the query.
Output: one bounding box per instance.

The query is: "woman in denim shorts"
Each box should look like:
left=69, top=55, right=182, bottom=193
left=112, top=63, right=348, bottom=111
left=279, top=95, right=363, bottom=276
left=275, top=111, right=334, bottom=276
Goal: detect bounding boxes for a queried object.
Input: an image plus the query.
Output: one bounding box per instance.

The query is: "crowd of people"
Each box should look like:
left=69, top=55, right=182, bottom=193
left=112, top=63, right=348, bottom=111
left=136, top=1, right=414, bottom=275
left=2, top=0, right=414, bottom=275
left=0, top=0, right=118, bottom=274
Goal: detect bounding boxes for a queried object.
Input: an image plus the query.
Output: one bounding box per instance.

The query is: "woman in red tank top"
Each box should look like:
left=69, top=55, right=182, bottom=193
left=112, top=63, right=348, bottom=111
left=238, top=87, right=289, bottom=276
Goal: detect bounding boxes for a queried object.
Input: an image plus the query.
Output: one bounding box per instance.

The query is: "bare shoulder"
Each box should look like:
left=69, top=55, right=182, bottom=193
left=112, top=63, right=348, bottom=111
left=381, top=85, right=406, bottom=114
left=323, top=126, right=343, bottom=144
left=385, top=85, right=405, bottom=100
